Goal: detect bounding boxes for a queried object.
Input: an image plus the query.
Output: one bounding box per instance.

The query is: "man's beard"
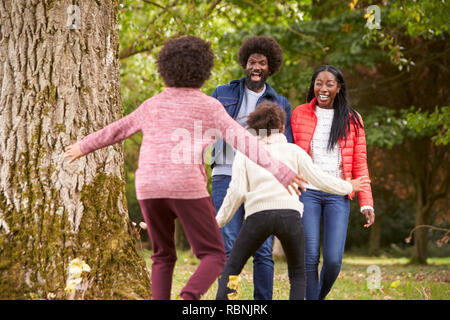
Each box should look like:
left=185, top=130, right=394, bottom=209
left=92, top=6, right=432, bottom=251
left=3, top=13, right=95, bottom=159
left=245, top=70, right=269, bottom=91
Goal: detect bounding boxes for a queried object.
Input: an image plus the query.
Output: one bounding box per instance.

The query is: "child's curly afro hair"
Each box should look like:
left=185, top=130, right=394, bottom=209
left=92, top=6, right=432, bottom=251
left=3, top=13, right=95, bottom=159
left=246, top=101, right=286, bottom=136
left=238, top=36, right=283, bottom=76
left=157, top=35, right=214, bottom=88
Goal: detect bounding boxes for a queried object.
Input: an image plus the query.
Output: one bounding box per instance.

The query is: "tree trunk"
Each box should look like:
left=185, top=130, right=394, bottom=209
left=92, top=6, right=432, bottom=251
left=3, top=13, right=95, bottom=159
left=369, top=213, right=383, bottom=256
left=410, top=207, right=431, bottom=265
left=409, top=168, right=432, bottom=265
left=0, top=0, right=151, bottom=299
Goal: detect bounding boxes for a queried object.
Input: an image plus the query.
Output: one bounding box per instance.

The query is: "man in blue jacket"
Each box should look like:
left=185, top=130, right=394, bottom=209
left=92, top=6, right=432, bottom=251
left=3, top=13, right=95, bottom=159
left=211, top=36, right=293, bottom=300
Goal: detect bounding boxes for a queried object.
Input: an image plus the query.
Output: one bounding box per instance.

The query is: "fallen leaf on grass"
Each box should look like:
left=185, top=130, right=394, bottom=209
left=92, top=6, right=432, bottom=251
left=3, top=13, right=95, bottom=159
left=415, top=272, right=425, bottom=281
left=227, top=275, right=241, bottom=300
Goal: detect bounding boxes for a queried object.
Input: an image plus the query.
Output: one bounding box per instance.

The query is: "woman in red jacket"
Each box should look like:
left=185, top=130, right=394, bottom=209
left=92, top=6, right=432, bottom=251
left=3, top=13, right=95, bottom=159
left=291, top=65, right=375, bottom=300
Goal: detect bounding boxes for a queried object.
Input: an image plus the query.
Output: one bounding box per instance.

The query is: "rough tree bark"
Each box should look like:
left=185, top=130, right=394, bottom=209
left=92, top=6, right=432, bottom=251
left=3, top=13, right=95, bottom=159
left=369, top=214, right=382, bottom=256
left=0, top=0, right=151, bottom=299
left=410, top=160, right=433, bottom=265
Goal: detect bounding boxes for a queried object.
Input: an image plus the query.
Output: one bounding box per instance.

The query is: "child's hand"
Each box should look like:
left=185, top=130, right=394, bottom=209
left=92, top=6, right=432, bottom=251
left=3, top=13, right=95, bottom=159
left=64, top=142, right=84, bottom=163
left=286, top=174, right=309, bottom=196
left=349, top=176, right=371, bottom=192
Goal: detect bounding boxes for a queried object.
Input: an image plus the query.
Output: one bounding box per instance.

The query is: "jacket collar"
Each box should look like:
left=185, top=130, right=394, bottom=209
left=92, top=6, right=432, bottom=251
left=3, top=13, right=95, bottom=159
left=258, top=132, right=287, bottom=144
left=305, top=97, right=317, bottom=113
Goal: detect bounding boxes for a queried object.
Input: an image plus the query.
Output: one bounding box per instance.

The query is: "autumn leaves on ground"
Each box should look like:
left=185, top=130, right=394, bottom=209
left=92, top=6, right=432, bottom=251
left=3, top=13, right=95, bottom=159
left=139, top=249, right=449, bottom=300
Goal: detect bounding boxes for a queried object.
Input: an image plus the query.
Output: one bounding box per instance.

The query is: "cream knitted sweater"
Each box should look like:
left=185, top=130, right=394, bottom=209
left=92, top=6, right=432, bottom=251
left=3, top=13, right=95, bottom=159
left=216, top=133, right=353, bottom=228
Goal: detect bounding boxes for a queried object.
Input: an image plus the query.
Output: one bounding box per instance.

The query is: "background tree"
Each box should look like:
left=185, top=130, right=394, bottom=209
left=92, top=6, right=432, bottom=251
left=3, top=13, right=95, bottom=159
left=0, top=0, right=151, bottom=299
left=354, top=0, right=450, bottom=264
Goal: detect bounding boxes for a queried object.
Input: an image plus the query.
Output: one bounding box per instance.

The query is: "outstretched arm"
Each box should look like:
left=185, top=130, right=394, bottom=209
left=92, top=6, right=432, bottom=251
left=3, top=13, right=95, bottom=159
left=64, top=105, right=143, bottom=163
left=295, top=146, right=371, bottom=195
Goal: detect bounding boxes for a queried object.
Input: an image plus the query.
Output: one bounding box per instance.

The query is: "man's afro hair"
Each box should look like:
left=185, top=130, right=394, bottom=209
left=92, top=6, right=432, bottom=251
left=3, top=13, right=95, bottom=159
left=238, top=36, right=283, bottom=75
left=157, top=35, right=214, bottom=88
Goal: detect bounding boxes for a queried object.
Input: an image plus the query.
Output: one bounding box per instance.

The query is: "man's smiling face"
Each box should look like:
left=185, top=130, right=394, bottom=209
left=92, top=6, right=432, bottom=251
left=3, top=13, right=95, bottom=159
left=245, top=53, right=270, bottom=92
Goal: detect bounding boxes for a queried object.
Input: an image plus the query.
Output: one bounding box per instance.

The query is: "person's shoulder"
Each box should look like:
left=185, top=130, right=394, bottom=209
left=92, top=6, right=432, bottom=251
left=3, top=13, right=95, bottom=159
left=265, top=83, right=289, bottom=105
left=292, top=100, right=315, bottom=116
left=347, top=107, right=366, bottom=129
left=291, top=103, right=304, bottom=117
left=351, top=108, right=364, bottom=120
left=285, top=141, right=302, bottom=151
left=204, top=94, right=223, bottom=106
left=269, top=139, right=299, bottom=153
left=295, top=102, right=312, bottom=110
left=285, top=142, right=308, bottom=156
left=277, top=94, right=290, bottom=108
left=234, top=150, right=248, bottom=165
left=214, top=79, right=242, bottom=93
left=138, top=93, right=162, bottom=108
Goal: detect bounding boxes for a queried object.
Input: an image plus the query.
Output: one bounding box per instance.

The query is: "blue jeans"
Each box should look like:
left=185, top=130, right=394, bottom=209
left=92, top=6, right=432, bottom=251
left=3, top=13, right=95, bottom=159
left=300, top=189, right=350, bottom=300
left=211, top=175, right=274, bottom=300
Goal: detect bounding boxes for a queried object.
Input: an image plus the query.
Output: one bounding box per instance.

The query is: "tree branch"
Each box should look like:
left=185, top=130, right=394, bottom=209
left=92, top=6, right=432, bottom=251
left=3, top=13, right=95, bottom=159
left=405, top=225, right=449, bottom=244
left=240, top=0, right=265, bottom=13
left=119, top=1, right=165, bottom=60
left=142, top=0, right=165, bottom=9
left=239, top=0, right=326, bottom=51
left=206, top=0, right=222, bottom=17
left=119, top=45, right=153, bottom=60
left=120, top=1, right=220, bottom=60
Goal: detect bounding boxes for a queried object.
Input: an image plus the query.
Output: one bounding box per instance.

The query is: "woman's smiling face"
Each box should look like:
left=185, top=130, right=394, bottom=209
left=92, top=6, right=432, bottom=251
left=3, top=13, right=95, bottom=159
left=313, top=71, right=340, bottom=109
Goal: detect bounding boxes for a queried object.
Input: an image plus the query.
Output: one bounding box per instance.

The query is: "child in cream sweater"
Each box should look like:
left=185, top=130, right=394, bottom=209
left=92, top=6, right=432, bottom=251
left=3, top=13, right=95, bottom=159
left=215, top=102, right=371, bottom=300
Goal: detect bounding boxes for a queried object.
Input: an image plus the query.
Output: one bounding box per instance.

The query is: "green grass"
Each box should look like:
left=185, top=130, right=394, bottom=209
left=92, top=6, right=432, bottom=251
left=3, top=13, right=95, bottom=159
left=140, top=250, right=450, bottom=300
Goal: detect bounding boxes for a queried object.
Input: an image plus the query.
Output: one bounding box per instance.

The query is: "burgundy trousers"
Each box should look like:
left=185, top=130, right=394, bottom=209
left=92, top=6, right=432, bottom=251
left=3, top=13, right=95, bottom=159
left=139, top=197, right=226, bottom=300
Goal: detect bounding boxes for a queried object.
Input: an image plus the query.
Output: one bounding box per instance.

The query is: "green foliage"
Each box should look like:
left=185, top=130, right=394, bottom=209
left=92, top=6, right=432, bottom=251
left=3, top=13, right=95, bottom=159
left=364, top=106, right=449, bottom=149
left=388, top=0, right=450, bottom=38
left=364, top=107, right=408, bottom=149
left=406, top=106, right=450, bottom=146
left=361, top=0, right=450, bottom=71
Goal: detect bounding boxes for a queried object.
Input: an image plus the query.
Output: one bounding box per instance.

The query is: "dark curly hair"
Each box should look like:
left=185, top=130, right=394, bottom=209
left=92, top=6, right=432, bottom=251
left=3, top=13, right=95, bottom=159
left=247, top=101, right=286, bottom=136
left=157, top=35, right=214, bottom=88
left=238, top=36, right=283, bottom=75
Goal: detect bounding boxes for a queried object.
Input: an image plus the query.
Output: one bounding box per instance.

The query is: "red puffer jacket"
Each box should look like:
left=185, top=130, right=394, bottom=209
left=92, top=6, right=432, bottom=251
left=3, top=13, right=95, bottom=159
left=291, top=97, right=374, bottom=208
